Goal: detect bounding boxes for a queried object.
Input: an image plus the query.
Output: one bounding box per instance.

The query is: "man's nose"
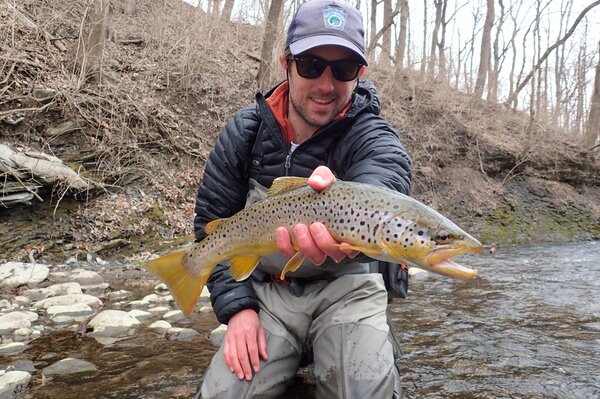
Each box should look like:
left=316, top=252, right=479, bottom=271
left=314, top=66, right=335, bottom=91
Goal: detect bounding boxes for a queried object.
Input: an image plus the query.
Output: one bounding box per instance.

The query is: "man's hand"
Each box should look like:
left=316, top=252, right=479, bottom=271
left=276, top=166, right=359, bottom=265
left=223, top=309, right=268, bottom=381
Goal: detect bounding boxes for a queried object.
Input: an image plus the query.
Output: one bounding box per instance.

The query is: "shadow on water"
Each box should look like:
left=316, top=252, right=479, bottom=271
left=7, top=241, right=600, bottom=398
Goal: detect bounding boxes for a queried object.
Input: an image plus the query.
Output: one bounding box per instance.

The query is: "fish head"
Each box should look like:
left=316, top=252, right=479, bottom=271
left=379, top=210, right=482, bottom=279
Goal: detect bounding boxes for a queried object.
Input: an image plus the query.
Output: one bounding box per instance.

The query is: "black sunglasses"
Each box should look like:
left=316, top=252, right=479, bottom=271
left=289, top=55, right=363, bottom=82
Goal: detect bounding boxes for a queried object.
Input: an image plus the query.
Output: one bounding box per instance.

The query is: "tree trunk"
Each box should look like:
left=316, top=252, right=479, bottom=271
left=427, top=0, right=443, bottom=79
left=394, top=0, right=408, bottom=71
left=582, top=42, right=600, bottom=149
left=474, top=0, right=494, bottom=98
left=76, top=0, right=111, bottom=87
left=380, top=0, right=392, bottom=66
left=221, top=0, right=235, bottom=21
left=369, top=0, right=377, bottom=64
left=256, top=0, right=284, bottom=92
left=126, top=0, right=136, bottom=16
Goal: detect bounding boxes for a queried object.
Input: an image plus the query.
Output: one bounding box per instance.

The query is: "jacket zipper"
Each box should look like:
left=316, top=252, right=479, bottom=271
left=284, top=154, right=292, bottom=175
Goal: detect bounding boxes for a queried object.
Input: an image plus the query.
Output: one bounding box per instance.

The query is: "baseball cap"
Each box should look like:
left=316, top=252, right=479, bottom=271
left=285, top=0, right=368, bottom=66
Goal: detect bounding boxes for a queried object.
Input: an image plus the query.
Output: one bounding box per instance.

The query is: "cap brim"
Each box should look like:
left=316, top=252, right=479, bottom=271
left=289, top=35, right=368, bottom=66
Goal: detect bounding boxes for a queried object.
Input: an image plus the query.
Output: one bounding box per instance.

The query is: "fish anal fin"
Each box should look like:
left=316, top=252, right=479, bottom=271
left=145, top=251, right=213, bottom=315
left=268, top=177, right=308, bottom=197
left=332, top=243, right=384, bottom=257
left=229, top=255, right=261, bottom=281
left=205, top=218, right=227, bottom=234
left=280, top=251, right=305, bottom=279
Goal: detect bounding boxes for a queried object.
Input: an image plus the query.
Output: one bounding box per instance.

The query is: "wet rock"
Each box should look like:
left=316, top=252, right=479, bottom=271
left=163, top=310, right=185, bottom=322
left=108, top=290, right=131, bottom=300
left=147, top=306, right=170, bottom=316
left=12, top=328, right=33, bottom=342
left=199, top=286, right=210, bottom=302
left=46, top=303, right=94, bottom=318
left=7, top=359, right=35, bottom=373
left=22, top=282, right=83, bottom=300
left=43, top=358, right=97, bottom=376
left=154, top=283, right=169, bottom=295
left=167, top=327, right=200, bottom=341
left=128, top=309, right=152, bottom=321
left=12, top=296, right=31, bottom=307
left=0, top=343, right=26, bottom=356
left=0, top=370, right=31, bottom=398
left=0, top=262, right=49, bottom=289
left=82, top=283, right=110, bottom=296
left=88, top=310, right=140, bottom=337
left=69, top=269, right=104, bottom=286
left=0, top=300, right=10, bottom=309
left=209, top=324, right=227, bottom=347
left=34, top=294, right=102, bottom=310
left=148, top=320, right=171, bottom=335
left=0, top=312, right=32, bottom=335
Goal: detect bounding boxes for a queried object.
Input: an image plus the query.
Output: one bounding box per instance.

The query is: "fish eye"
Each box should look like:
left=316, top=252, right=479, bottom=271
left=434, top=231, right=450, bottom=244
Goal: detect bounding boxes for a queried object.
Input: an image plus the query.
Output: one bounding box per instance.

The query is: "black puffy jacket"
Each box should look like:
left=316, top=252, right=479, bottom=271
left=194, top=80, right=411, bottom=324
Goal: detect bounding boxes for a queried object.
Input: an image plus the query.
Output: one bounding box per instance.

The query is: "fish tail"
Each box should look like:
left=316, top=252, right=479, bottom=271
left=145, top=250, right=211, bottom=315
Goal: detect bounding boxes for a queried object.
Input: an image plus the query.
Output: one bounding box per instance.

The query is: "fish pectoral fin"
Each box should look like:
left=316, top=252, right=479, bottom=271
left=280, top=251, right=305, bottom=279
left=145, top=251, right=212, bottom=315
left=229, top=255, right=261, bottom=281
left=205, top=218, right=227, bottom=234
left=332, top=243, right=384, bottom=257
left=268, top=177, right=309, bottom=196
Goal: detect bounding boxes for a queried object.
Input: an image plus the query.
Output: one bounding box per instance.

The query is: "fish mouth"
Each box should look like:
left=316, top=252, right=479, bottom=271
left=418, top=238, right=482, bottom=280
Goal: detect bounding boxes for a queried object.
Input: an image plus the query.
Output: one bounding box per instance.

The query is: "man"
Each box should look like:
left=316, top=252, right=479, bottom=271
left=193, top=0, right=411, bottom=397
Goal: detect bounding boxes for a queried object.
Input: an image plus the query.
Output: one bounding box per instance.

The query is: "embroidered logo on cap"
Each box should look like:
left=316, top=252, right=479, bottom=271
left=323, top=7, right=347, bottom=31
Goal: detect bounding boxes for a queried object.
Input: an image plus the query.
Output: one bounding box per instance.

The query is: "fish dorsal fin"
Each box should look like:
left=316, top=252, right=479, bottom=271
left=229, top=255, right=261, bottom=281
left=205, top=218, right=227, bottom=234
left=268, top=177, right=308, bottom=197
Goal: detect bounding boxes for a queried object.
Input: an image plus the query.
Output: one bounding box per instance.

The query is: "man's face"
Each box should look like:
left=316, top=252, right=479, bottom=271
left=281, top=46, right=364, bottom=136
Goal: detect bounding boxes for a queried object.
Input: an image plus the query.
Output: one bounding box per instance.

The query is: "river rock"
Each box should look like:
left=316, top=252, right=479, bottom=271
left=128, top=309, right=152, bottom=321
left=199, top=286, right=210, bottom=302
left=12, top=296, right=31, bottom=307
left=46, top=303, right=94, bottom=318
left=147, top=306, right=170, bottom=316
left=0, top=312, right=32, bottom=335
left=209, top=324, right=227, bottom=347
left=43, top=358, right=97, bottom=376
left=23, top=282, right=83, bottom=301
left=0, top=262, right=49, bottom=289
left=148, top=320, right=171, bottom=335
left=88, top=310, right=140, bottom=337
left=0, top=370, right=31, bottom=398
left=163, top=310, right=185, bottom=322
left=0, top=343, right=26, bottom=356
left=167, top=327, right=200, bottom=341
left=108, top=290, right=131, bottom=300
left=8, top=359, right=35, bottom=373
left=34, top=294, right=102, bottom=310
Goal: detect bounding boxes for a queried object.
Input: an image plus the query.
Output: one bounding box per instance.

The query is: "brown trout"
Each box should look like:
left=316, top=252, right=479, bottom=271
left=146, top=177, right=482, bottom=314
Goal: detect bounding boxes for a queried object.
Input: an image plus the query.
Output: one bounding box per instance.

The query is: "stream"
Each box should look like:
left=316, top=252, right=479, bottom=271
left=11, top=240, right=600, bottom=398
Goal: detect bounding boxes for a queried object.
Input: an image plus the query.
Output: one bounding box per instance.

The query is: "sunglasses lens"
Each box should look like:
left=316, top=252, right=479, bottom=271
left=295, top=57, right=326, bottom=79
left=331, top=60, right=361, bottom=81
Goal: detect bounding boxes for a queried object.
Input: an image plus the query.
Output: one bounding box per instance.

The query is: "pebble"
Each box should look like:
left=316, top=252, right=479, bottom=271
left=88, top=310, right=141, bottom=337
left=0, top=262, right=49, bottom=288
left=0, top=343, right=26, bottom=356
left=0, top=370, right=31, bottom=398
left=43, top=358, right=98, bottom=376
left=148, top=320, right=172, bottom=335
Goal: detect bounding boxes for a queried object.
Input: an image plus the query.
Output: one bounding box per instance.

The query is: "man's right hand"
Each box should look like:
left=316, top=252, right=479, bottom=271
left=223, top=308, right=268, bottom=381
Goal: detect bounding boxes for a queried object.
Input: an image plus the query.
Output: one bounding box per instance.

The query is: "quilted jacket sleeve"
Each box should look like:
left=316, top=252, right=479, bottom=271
left=193, top=107, right=261, bottom=324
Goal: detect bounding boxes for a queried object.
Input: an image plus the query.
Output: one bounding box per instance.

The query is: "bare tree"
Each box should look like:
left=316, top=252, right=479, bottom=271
left=505, top=0, right=600, bottom=106
left=427, top=0, right=443, bottom=79
left=487, top=0, right=506, bottom=102
left=256, top=0, right=284, bottom=91
left=474, top=0, right=494, bottom=98
left=381, top=0, right=392, bottom=66
left=222, top=0, right=235, bottom=20
left=582, top=41, right=600, bottom=149
left=75, top=0, right=111, bottom=87
left=394, top=0, right=408, bottom=71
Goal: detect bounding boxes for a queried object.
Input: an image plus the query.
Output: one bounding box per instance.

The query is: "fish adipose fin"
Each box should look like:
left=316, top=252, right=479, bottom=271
left=229, top=255, right=261, bottom=281
left=280, top=251, right=305, bottom=279
left=333, top=243, right=384, bottom=257
left=145, top=251, right=211, bottom=315
left=268, top=177, right=309, bottom=196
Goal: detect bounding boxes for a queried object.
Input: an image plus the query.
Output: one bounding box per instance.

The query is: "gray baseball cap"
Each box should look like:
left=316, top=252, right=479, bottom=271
left=285, top=0, right=368, bottom=66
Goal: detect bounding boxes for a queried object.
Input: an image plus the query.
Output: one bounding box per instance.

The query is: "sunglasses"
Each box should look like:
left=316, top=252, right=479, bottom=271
left=289, top=55, right=363, bottom=82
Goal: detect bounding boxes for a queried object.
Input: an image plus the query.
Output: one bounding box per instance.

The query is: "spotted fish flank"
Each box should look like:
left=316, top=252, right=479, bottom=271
left=145, top=177, right=482, bottom=314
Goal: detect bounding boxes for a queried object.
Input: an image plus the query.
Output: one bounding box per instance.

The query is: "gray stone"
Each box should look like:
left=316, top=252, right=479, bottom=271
left=46, top=303, right=94, bottom=318
left=128, top=309, right=152, bottom=321
left=69, top=269, right=104, bottom=286
left=0, top=313, right=32, bottom=335
left=108, top=290, right=131, bottom=300
left=148, top=320, right=171, bottom=335
left=0, top=370, right=31, bottom=398
left=163, top=310, right=185, bottom=322
left=8, top=360, right=35, bottom=373
left=43, top=358, right=97, bottom=376
left=0, top=343, right=26, bottom=356
left=0, top=262, right=49, bottom=289
left=209, top=324, right=228, bottom=347
left=88, top=310, right=140, bottom=337
left=147, top=306, right=170, bottom=316
left=12, top=296, right=31, bottom=307
left=167, top=327, right=200, bottom=341
left=22, top=282, right=83, bottom=301
left=34, top=294, right=102, bottom=310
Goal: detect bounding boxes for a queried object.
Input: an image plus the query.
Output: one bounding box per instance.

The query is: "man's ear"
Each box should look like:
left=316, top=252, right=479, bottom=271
left=358, top=65, right=366, bottom=77
left=279, top=54, right=288, bottom=72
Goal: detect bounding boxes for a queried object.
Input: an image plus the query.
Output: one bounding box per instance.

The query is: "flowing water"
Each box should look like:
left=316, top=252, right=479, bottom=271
left=11, top=241, right=600, bottom=398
